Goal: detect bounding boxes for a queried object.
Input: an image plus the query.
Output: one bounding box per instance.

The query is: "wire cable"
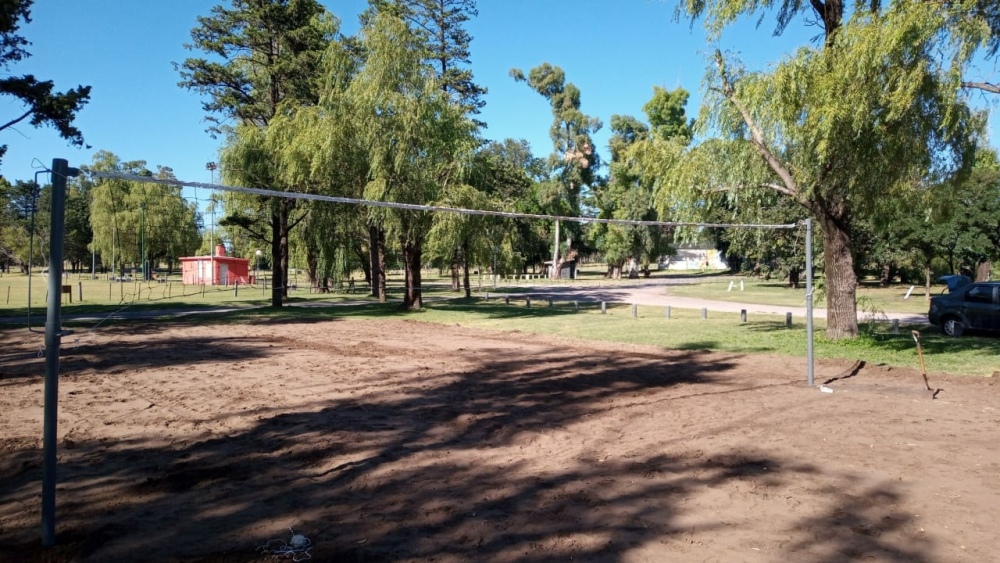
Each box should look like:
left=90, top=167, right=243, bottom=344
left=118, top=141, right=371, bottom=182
left=90, top=171, right=799, bottom=230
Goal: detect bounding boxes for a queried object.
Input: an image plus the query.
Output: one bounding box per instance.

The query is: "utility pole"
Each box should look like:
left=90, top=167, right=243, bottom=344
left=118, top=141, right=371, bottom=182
left=140, top=203, right=146, bottom=281
left=552, top=220, right=560, bottom=280
left=206, top=162, right=217, bottom=285
left=210, top=196, right=216, bottom=285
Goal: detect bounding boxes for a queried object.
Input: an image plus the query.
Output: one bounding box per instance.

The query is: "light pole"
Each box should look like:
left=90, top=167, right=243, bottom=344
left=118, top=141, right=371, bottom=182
left=140, top=203, right=146, bottom=281
left=255, top=249, right=262, bottom=286
left=206, top=163, right=217, bottom=286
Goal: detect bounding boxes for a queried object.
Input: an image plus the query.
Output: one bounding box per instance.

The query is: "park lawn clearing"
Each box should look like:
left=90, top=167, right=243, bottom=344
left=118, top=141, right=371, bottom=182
left=2, top=317, right=999, bottom=561
left=666, top=279, right=938, bottom=316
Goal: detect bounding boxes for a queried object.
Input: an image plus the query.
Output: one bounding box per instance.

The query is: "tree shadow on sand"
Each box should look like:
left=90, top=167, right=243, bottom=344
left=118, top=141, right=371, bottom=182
left=1, top=338, right=933, bottom=561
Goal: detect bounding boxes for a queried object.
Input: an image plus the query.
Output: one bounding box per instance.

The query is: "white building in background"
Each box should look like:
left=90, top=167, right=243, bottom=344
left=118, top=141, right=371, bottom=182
left=658, top=247, right=728, bottom=271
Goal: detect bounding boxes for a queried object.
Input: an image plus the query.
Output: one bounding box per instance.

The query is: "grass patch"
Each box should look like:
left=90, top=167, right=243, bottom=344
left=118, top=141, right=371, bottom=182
left=6, top=267, right=991, bottom=378
left=41, top=298, right=992, bottom=378
left=667, top=278, right=938, bottom=315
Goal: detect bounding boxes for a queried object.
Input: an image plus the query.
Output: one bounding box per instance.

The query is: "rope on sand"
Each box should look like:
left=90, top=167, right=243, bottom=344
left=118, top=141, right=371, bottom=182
left=258, top=527, right=313, bottom=561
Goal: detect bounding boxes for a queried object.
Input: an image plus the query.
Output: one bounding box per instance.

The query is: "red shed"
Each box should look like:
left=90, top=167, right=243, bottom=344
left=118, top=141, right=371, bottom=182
left=179, top=244, right=250, bottom=285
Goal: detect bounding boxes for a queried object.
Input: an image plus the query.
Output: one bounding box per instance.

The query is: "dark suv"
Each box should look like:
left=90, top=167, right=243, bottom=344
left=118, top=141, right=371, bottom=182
left=928, top=277, right=1000, bottom=336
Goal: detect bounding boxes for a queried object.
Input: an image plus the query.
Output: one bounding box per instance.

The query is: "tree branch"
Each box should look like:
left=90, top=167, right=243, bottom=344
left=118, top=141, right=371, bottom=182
left=708, top=182, right=798, bottom=197
left=962, top=81, right=1000, bottom=94
left=714, top=51, right=801, bottom=198
left=0, top=108, right=35, bottom=134
left=288, top=211, right=308, bottom=231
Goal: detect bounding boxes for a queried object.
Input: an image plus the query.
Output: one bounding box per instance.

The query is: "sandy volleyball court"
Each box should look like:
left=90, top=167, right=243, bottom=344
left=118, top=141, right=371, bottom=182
left=1, top=317, right=998, bottom=561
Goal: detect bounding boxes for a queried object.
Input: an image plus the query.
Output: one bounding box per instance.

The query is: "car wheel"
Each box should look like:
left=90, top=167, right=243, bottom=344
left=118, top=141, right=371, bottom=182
left=942, top=318, right=965, bottom=337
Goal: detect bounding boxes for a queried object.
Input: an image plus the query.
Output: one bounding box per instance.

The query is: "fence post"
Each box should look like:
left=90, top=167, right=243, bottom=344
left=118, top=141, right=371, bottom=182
left=235, top=280, right=239, bottom=297
left=786, top=312, right=793, bottom=327
left=740, top=309, right=747, bottom=323
left=632, top=303, right=637, bottom=318
left=665, top=305, right=671, bottom=319
left=701, top=307, right=708, bottom=320
left=485, top=292, right=489, bottom=301
left=574, top=300, right=578, bottom=312
left=78, top=282, right=82, bottom=302
left=601, top=301, right=606, bottom=314
left=526, top=297, right=531, bottom=308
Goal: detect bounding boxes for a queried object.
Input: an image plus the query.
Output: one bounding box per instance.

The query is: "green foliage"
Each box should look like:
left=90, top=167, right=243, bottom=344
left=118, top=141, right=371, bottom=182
left=590, top=87, right=694, bottom=276
left=668, top=0, right=984, bottom=339
left=0, top=177, right=44, bottom=267
left=366, top=0, right=486, bottom=121
left=511, top=63, right=602, bottom=197
left=178, top=0, right=335, bottom=132
left=183, top=0, right=337, bottom=305
left=0, top=0, right=90, bottom=167
left=87, top=151, right=200, bottom=272
left=352, top=12, right=476, bottom=306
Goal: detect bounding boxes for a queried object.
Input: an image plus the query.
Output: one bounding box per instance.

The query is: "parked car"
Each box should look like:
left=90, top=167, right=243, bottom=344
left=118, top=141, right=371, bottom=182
left=928, top=276, right=1000, bottom=336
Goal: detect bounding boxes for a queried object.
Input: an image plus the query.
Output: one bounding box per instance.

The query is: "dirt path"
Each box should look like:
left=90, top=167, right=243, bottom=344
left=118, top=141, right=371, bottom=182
left=1, top=318, right=996, bottom=561
left=511, top=279, right=927, bottom=324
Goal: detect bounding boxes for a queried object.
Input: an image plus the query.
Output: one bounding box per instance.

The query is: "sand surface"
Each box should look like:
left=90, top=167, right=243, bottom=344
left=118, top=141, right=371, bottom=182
left=1, top=317, right=998, bottom=562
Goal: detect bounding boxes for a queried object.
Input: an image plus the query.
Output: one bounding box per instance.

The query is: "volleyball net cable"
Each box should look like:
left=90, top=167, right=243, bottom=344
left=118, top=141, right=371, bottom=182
left=11, top=169, right=804, bottom=357
left=89, top=171, right=800, bottom=231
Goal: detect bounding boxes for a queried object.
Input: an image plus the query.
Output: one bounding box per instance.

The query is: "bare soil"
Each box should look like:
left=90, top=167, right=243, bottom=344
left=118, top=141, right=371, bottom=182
left=1, top=318, right=998, bottom=562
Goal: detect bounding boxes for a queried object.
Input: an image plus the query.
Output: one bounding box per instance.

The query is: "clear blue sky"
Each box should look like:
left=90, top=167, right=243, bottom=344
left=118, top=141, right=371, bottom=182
left=2, top=0, right=997, bottom=189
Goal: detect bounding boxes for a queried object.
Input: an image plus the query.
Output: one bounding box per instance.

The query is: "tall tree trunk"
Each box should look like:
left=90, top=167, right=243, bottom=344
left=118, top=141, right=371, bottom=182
left=270, top=204, right=284, bottom=307
left=462, top=239, right=471, bottom=298
left=816, top=208, right=858, bottom=339
left=279, top=202, right=291, bottom=298
left=450, top=249, right=461, bottom=291
left=924, top=265, right=932, bottom=301
left=354, top=242, right=371, bottom=287
left=879, top=262, right=891, bottom=287
left=401, top=237, right=423, bottom=309
left=368, top=224, right=386, bottom=302
left=975, top=260, right=991, bottom=282
left=306, top=240, right=319, bottom=288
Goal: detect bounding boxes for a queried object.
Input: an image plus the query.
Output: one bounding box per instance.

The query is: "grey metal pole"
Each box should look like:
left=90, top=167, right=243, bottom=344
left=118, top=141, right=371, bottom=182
left=805, top=218, right=815, bottom=387
left=42, top=158, right=76, bottom=546
left=552, top=220, right=560, bottom=280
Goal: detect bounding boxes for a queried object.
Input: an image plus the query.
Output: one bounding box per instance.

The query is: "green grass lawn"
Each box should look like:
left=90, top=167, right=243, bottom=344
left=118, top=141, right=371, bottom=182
left=666, top=278, right=938, bottom=315
left=4, top=268, right=993, bottom=378
left=109, top=298, right=996, bottom=378
left=0, top=271, right=384, bottom=317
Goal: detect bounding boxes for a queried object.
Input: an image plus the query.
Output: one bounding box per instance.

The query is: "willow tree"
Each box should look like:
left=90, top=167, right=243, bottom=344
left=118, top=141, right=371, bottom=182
left=367, top=0, right=487, bottom=290
left=350, top=13, right=475, bottom=309
left=671, top=1, right=981, bottom=338
left=470, top=139, right=549, bottom=277
left=593, top=87, right=693, bottom=278
left=88, top=152, right=199, bottom=277
left=426, top=184, right=496, bottom=297
left=511, top=63, right=601, bottom=279
left=179, top=0, right=334, bottom=306
left=262, top=36, right=375, bottom=298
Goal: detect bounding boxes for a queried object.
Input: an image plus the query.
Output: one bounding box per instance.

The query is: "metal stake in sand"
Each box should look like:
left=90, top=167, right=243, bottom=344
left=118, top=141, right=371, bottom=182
left=911, top=331, right=933, bottom=392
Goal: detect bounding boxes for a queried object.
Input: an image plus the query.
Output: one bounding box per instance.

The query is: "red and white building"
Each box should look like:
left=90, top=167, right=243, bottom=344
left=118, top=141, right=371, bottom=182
left=179, top=244, right=250, bottom=285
